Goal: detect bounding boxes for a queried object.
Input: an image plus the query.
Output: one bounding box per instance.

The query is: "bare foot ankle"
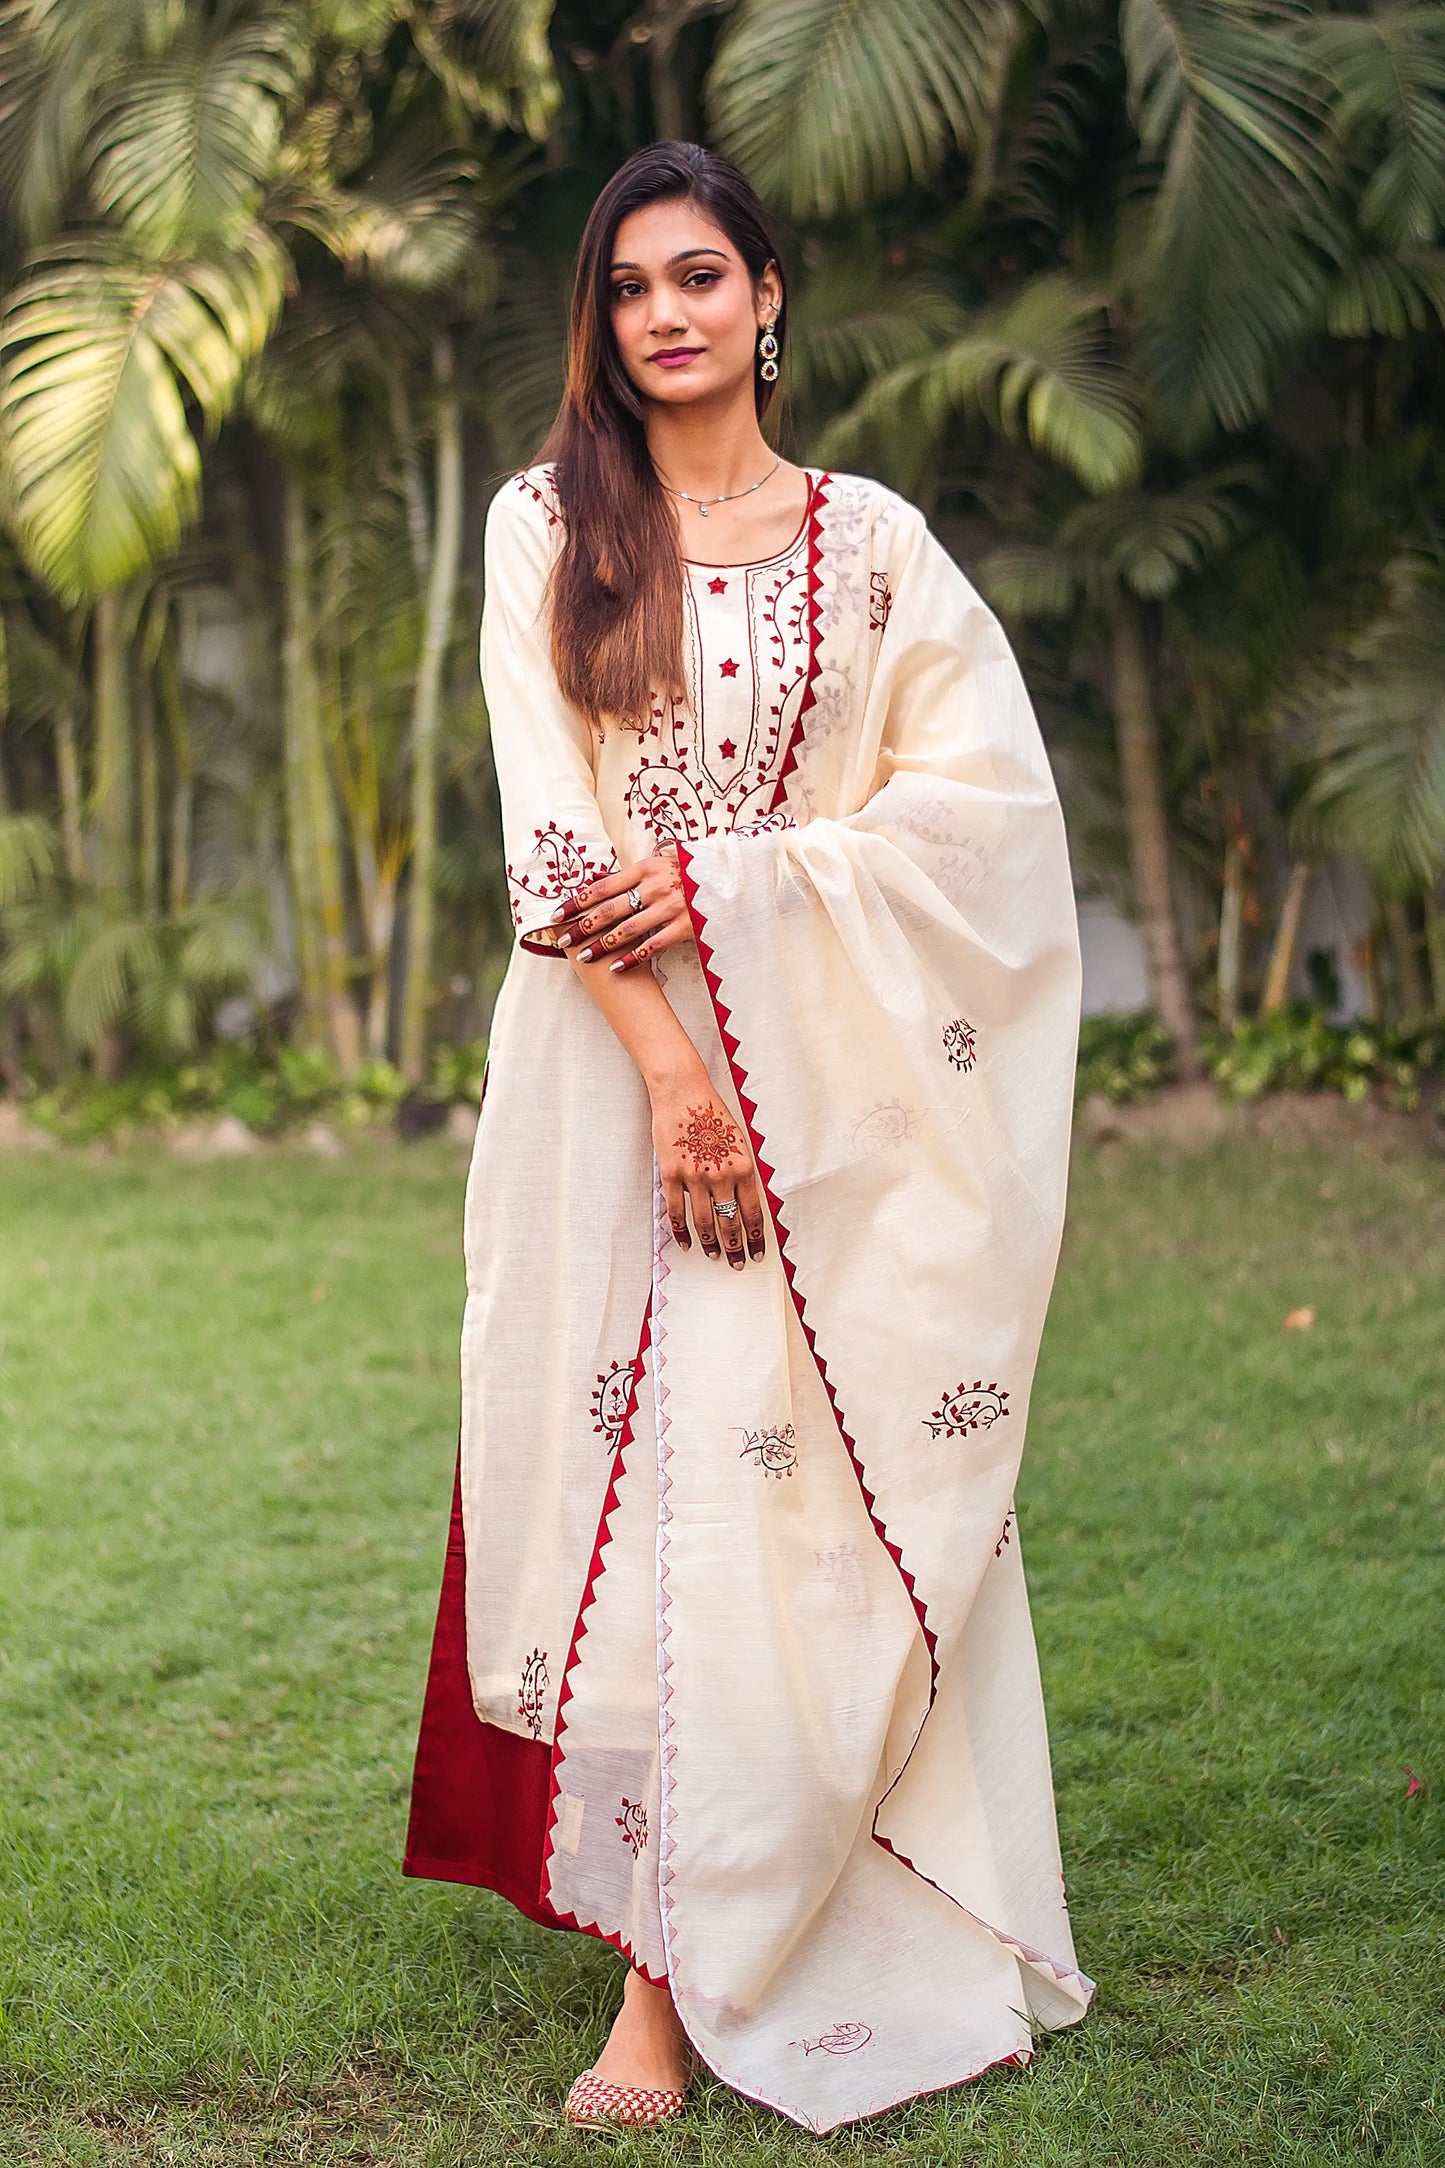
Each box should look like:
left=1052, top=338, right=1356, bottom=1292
left=590, top=1967, right=691, bottom=2093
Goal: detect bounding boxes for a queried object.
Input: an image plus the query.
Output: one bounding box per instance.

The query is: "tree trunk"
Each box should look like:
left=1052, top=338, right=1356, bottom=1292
left=159, top=631, right=192, bottom=914
left=1381, top=895, right=1427, bottom=1023
left=54, top=701, right=87, bottom=884
left=1423, top=884, right=1445, bottom=1016
left=282, top=474, right=361, bottom=1070
left=92, top=589, right=133, bottom=903
left=1108, top=598, right=1201, bottom=1078
left=1261, top=860, right=1310, bottom=1018
left=1217, top=827, right=1245, bottom=1030
left=136, top=668, right=161, bottom=913
left=399, top=334, right=464, bottom=1083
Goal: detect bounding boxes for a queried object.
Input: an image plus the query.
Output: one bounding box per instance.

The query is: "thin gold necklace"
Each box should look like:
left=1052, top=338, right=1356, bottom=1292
left=658, top=455, right=781, bottom=519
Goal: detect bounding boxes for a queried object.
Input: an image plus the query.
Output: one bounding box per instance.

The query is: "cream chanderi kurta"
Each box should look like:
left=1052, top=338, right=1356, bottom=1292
left=404, top=462, right=1095, bottom=2132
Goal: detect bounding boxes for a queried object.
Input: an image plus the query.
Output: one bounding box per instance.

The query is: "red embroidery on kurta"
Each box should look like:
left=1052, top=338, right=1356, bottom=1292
left=615, top=1797, right=648, bottom=1855
left=707, top=575, right=727, bottom=594
left=506, top=823, right=616, bottom=922
left=518, top=1647, right=549, bottom=1737
left=719, top=657, right=739, bottom=678
left=718, top=737, right=737, bottom=760
left=869, top=570, right=893, bottom=630
left=592, top=1362, right=633, bottom=1452
left=791, top=2021, right=873, bottom=2056
left=516, top=471, right=562, bottom=527
left=738, top=1423, right=797, bottom=1478
left=995, top=1508, right=1016, bottom=1556
left=925, top=1383, right=1010, bottom=1438
left=942, top=1016, right=978, bottom=1072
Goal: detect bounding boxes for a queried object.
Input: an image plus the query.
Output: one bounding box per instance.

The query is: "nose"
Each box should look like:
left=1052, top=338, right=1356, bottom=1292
left=647, top=285, right=688, bottom=340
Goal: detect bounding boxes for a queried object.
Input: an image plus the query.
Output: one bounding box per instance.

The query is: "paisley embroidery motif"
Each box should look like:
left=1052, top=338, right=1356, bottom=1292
left=791, top=2021, right=873, bottom=2056
left=592, top=1361, right=632, bottom=1452
left=942, top=1016, right=978, bottom=1072
left=852, top=1098, right=922, bottom=1156
left=925, top=1382, right=1010, bottom=1437
left=517, top=1646, right=549, bottom=1737
left=738, top=1423, right=797, bottom=1479
left=615, top=1797, right=648, bottom=1856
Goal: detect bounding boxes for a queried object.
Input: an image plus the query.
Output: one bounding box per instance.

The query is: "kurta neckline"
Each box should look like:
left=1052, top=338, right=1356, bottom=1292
left=681, top=470, right=817, bottom=569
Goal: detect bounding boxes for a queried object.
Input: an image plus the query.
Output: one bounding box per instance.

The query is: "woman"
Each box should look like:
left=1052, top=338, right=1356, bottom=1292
left=404, top=140, right=1093, bottom=2135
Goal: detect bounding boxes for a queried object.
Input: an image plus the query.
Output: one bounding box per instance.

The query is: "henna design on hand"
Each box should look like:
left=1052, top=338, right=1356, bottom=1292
left=676, top=1104, right=741, bottom=1175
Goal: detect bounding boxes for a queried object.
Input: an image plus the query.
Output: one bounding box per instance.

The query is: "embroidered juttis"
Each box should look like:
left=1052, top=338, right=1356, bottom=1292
left=404, top=464, right=1095, bottom=2131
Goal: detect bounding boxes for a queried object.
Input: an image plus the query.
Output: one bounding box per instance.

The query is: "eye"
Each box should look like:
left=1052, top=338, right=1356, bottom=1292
left=611, top=280, right=644, bottom=303
left=684, top=270, right=721, bottom=290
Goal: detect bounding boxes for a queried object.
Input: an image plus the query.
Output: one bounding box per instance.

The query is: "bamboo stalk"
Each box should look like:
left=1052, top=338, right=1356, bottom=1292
left=1260, top=860, right=1311, bottom=1017
left=399, top=334, right=464, bottom=1083
left=92, top=589, right=133, bottom=904
left=1109, top=598, right=1201, bottom=1079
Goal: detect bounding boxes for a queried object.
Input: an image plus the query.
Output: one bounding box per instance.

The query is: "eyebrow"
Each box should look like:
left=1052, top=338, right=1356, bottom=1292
left=609, top=247, right=729, bottom=273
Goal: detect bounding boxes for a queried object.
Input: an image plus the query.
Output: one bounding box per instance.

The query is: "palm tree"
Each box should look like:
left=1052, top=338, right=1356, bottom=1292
left=982, top=473, right=1256, bottom=1074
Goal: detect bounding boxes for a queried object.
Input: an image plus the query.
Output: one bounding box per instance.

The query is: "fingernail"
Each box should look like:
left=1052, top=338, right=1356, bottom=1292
left=556, top=931, right=572, bottom=948
left=578, top=946, right=594, bottom=962
left=729, top=1258, right=743, bottom=1270
left=609, top=958, right=627, bottom=973
left=550, top=905, right=566, bottom=921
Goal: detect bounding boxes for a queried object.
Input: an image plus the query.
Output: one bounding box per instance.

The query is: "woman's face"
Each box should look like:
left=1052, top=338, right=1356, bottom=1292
left=608, top=198, right=779, bottom=409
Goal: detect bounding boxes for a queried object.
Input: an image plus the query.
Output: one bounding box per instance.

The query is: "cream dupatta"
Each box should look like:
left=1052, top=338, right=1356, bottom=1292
left=441, top=470, right=1093, bottom=2132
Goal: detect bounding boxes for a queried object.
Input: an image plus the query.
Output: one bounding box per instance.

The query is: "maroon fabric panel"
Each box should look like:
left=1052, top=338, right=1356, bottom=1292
left=403, top=1459, right=564, bottom=1930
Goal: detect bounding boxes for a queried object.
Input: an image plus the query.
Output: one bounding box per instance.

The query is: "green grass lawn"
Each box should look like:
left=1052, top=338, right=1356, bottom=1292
left=0, top=1127, right=1441, bottom=2165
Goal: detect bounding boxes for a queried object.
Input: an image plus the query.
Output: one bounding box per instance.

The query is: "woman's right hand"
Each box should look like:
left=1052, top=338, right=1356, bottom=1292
left=650, top=1068, right=767, bottom=1267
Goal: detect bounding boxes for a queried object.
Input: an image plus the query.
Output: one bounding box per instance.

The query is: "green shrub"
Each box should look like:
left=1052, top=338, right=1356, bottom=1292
left=9, top=1039, right=488, bottom=1141
left=1075, top=1007, right=1444, bottom=1110
left=1076, top=1011, right=1175, bottom=1102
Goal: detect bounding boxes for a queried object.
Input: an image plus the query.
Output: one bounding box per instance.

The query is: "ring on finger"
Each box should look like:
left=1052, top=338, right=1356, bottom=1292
left=627, top=886, right=642, bottom=912
left=713, top=1199, right=739, bottom=1221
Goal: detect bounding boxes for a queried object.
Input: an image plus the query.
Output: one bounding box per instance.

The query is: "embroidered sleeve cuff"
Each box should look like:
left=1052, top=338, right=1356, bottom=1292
left=506, top=822, right=619, bottom=955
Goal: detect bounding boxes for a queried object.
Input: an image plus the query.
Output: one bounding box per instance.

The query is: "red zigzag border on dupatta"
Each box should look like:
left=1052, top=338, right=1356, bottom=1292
left=765, top=470, right=831, bottom=820
left=538, top=1301, right=668, bottom=1988
left=672, top=875, right=1094, bottom=2011
left=674, top=848, right=940, bottom=1687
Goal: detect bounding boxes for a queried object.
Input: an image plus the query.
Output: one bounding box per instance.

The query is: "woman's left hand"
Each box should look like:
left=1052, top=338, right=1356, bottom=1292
left=550, top=848, right=693, bottom=971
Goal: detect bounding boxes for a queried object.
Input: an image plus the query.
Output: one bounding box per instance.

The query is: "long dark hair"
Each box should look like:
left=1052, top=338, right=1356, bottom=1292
left=537, top=141, right=788, bottom=731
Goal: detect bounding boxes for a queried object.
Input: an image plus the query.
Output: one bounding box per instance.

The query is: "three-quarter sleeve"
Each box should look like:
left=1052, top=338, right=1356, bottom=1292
left=481, top=472, right=619, bottom=955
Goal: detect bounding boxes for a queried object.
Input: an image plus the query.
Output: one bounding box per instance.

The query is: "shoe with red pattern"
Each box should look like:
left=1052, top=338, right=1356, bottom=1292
left=563, top=2067, right=688, bottom=2131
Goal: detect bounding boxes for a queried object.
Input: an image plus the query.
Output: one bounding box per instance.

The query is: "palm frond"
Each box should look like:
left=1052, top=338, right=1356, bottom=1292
left=472, top=248, right=568, bottom=464
left=0, top=0, right=144, bottom=241
left=1120, top=0, right=1339, bottom=435
left=86, top=17, right=306, bottom=257
left=340, top=138, right=485, bottom=292
left=0, top=809, right=54, bottom=902
left=1313, top=6, right=1445, bottom=250
left=1325, top=244, right=1445, bottom=339
left=817, top=275, right=1143, bottom=495
left=1059, top=465, right=1257, bottom=601
left=784, top=251, right=961, bottom=408
left=975, top=539, right=1081, bottom=618
left=0, top=228, right=286, bottom=599
left=707, top=0, right=1021, bottom=218
left=413, top=0, right=562, bottom=142
left=1295, top=549, right=1445, bottom=887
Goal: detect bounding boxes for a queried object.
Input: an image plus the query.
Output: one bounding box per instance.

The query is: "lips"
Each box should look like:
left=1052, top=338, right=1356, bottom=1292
left=651, top=347, right=704, bottom=366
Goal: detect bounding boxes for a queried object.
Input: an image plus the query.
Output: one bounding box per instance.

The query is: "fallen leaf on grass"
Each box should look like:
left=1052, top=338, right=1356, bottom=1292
left=1283, top=1306, right=1315, bottom=1330
left=1405, top=1766, right=1421, bottom=1799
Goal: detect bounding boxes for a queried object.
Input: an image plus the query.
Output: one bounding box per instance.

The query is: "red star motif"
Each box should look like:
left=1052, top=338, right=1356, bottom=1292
left=719, top=657, right=739, bottom=678
left=719, top=737, right=737, bottom=759
left=708, top=576, right=727, bottom=594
